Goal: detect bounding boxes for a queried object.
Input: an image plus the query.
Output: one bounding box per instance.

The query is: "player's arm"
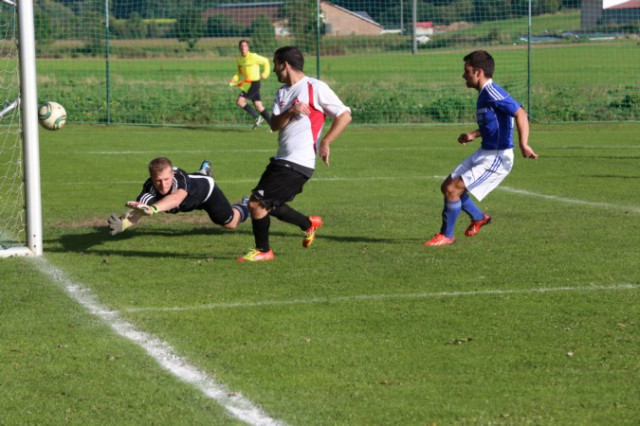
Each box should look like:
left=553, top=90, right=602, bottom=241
left=270, top=101, right=310, bottom=131
left=258, top=54, right=270, bottom=79
left=514, top=108, right=538, bottom=159
left=318, top=110, right=352, bottom=167
left=458, top=130, right=480, bottom=145
left=126, top=188, right=188, bottom=217
left=150, top=188, right=188, bottom=212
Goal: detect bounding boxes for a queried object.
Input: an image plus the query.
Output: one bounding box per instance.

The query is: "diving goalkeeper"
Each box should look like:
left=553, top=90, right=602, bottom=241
left=108, top=157, right=249, bottom=235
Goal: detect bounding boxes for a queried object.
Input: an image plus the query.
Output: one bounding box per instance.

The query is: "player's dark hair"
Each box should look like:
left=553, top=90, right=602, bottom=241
left=238, top=39, right=249, bottom=49
left=148, top=157, right=172, bottom=175
left=464, top=50, right=494, bottom=78
left=274, top=46, right=304, bottom=71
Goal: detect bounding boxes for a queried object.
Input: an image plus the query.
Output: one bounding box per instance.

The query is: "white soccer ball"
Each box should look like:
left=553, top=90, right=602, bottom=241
left=38, top=101, right=67, bottom=130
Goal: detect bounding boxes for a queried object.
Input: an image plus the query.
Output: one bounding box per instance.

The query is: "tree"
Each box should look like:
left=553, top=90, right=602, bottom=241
left=281, top=0, right=322, bottom=53
left=250, top=15, right=277, bottom=56
left=34, top=12, right=54, bottom=45
left=205, top=14, right=244, bottom=37
left=176, top=6, right=204, bottom=51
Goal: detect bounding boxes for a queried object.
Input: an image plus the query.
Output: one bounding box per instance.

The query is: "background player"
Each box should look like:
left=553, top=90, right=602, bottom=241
left=425, top=50, right=539, bottom=246
left=108, top=158, right=249, bottom=235
left=230, top=39, right=271, bottom=129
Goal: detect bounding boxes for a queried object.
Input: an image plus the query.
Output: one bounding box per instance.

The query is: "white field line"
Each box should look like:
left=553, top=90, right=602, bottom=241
left=498, top=185, right=640, bottom=213
left=32, top=257, right=285, bottom=426
left=123, top=283, right=640, bottom=313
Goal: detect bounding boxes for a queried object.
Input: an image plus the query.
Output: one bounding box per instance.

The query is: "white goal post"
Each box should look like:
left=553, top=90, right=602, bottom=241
left=0, top=0, right=42, bottom=257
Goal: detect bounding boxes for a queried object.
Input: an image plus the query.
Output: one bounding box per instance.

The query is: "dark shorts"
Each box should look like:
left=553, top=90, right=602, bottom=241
left=240, top=81, right=262, bottom=102
left=251, top=162, right=309, bottom=209
left=198, top=184, right=235, bottom=225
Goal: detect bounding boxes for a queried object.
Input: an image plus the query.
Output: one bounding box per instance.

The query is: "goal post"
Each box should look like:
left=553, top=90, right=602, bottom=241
left=0, top=0, right=42, bottom=257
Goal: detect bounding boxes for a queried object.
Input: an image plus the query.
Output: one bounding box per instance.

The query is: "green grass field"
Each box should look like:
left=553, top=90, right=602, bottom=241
left=1, top=123, right=639, bottom=424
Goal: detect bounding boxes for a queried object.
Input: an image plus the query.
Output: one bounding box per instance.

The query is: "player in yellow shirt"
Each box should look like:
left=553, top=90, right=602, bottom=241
left=229, top=39, right=271, bottom=129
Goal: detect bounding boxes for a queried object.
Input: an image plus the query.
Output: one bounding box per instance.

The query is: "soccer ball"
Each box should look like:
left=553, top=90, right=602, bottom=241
left=38, top=101, right=67, bottom=130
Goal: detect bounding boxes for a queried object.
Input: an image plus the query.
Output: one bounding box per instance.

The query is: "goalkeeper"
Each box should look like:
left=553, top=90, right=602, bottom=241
left=108, top=157, right=249, bottom=236
left=230, top=39, right=271, bottom=129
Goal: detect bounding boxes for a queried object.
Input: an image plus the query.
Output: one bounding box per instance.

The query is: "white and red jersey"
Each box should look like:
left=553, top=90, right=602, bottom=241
left=272, top=76, right=350, bottom=170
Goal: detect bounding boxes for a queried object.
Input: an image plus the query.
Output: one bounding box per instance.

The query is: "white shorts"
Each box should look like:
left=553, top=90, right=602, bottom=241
left=451, top=147, right=514, bottom=201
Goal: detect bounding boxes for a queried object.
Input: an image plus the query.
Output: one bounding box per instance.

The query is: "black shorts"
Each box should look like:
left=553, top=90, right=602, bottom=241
left=198, top=184, right=235, bottom=225
left=251, top=162, right=309, bottom=209
left=240, top=81, right=261, bottom=102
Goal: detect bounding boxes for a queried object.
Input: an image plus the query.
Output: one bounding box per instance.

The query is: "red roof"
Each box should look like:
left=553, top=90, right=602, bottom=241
left=607, top=0, right=640, bottom=8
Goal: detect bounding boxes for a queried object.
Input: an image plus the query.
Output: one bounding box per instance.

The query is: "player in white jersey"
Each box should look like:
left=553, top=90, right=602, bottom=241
left=425, top=50, right=538, bottom=246
left=237, top=46, right=352, bottom=262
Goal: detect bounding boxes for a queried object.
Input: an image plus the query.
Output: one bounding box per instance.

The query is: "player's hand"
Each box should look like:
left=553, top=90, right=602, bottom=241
left=290, top=101, right=310, bottom=116
left=318, top=142, right=330, bottom=166
left=126, top=201, right=159, bottom=216
left=458, top=133, right=475, bottom=145
left=108, top=213, right=132, bottom=235
left=521, top=145, right=539, bottom=159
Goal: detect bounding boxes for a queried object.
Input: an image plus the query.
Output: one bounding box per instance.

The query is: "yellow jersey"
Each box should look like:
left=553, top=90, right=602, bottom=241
left=231, top=51, right=270, bottom=83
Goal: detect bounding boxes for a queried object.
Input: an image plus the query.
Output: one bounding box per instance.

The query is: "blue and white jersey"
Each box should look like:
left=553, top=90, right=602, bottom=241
left=476, top=79, right=522, bottom=150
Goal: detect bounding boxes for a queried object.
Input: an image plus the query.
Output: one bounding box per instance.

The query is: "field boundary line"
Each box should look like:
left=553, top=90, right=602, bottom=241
left=32, top=257, right=285, bottom=426
left=123, top=283, right=640, bottom=313
left=498, top=185, right=640, bottom=213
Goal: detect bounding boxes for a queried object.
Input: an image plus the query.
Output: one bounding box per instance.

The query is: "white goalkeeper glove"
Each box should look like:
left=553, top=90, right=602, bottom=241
left=125, top=201, right=159, bottom=216
left=108, top=212, right=132, bottom=235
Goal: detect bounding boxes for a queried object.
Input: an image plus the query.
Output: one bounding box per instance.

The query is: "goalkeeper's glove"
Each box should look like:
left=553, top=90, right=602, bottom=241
left=125, top=201, right=159, bottom=216
left=108, top=212, right=132, bottom=236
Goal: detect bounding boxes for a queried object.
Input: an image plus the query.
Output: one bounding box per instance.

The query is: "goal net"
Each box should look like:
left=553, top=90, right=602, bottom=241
left=0, top=0, right=42, bottom=257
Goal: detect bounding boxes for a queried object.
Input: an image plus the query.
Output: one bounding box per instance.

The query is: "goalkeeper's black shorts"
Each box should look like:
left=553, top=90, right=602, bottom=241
left=200, top=184, right=235, bottom=225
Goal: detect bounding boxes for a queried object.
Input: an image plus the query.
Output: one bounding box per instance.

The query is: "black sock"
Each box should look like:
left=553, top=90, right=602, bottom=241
left=252, top=215, right=270, bottom=252
left=260, top=109, right=271, bottom=123
left=270, top=204, right=311, bottom=230
left=243, top=104, right=258, bottom=119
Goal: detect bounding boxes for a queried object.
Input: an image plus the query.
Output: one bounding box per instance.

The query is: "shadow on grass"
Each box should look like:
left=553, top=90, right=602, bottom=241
left=47, top=226, right=402, bottom=258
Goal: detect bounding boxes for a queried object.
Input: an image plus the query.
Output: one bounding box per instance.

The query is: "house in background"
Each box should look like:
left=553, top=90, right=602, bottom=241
left=581, top=0, right=640, bottom=28
left=202, top=1, right=383, bottom=37
left=320, top=2, right=383, bottom=36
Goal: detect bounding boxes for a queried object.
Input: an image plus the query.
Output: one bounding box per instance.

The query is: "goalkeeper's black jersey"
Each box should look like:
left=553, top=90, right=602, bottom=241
left=137, top=167, right=214, bottom=213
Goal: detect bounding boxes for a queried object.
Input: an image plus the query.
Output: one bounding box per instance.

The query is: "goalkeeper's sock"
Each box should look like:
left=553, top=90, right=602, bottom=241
left=252, top=215, right=270, bottom=252
left=260, top=109, right=271, bottom=124
left=460, top=192, right=484, bottom=221
left=440, top=199, right=462, bottom=238
left=270, top=203, right=310, bottom=230
left=232, top=203, right=249, bottom=223
left=243, top=104, right=259, bottom=119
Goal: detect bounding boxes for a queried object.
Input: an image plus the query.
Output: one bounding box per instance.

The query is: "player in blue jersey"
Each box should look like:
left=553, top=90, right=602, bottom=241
left=107, top=157, right=249, bottom=236
left=425, top=50, right=539, bottom=246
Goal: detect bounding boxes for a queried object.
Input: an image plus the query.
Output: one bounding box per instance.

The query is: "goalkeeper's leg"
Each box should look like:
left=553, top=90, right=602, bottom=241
left=202, top=186, right=249, bottom=229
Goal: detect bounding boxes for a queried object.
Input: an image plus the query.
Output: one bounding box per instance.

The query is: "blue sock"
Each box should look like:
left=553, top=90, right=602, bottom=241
left=440, top=199, right=461, bottom=238
left=232, top=204, right=249, bottom=222
left=460, top=192, right=484, bottom=221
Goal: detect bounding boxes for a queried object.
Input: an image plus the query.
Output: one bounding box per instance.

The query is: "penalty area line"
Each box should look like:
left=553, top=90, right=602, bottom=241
left=31, top=257, right=285, bottom=426
left=124, top=283, right=640, bottom=313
